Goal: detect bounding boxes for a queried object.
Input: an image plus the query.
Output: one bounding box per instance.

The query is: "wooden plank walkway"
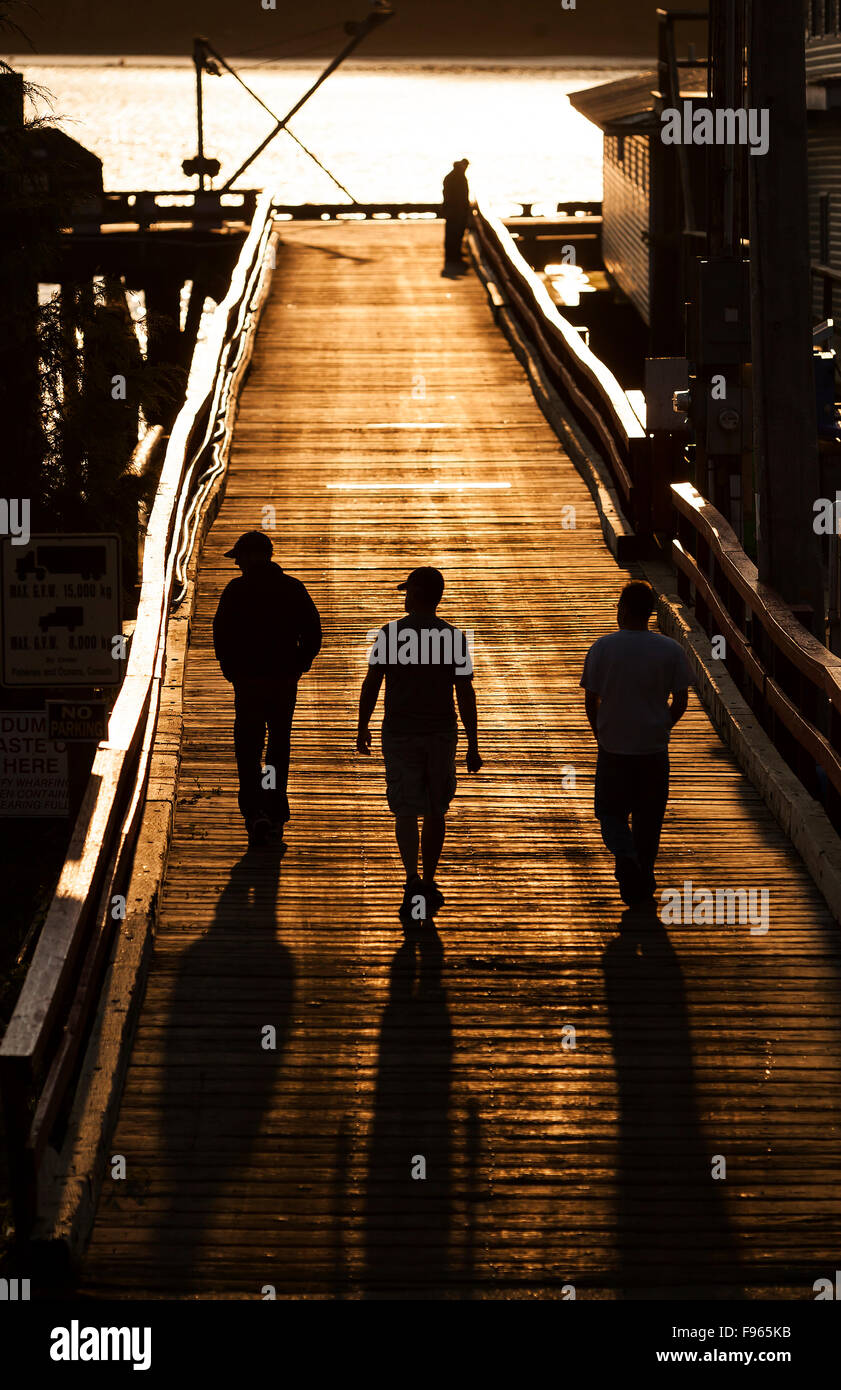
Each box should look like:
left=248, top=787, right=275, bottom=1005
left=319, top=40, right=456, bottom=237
left=81, top=221, right=841, bottom=1299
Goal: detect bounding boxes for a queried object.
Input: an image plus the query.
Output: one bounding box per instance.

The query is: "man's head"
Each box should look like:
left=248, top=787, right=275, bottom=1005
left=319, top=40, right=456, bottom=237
left=454, top=158, right=469, bottom=171
left=398, top=565, right=445, bottom=614
left=224, top=530, right=273, bottom=572
left=617, top=580, right=656, bottom=630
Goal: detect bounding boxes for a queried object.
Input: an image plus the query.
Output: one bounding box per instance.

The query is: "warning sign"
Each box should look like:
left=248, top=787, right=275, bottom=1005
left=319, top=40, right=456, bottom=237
left=1, top=534, right=121, bottom=687
left=47, top=699, right=109, bottom=742
left=0, top=709, right=69, bottom=817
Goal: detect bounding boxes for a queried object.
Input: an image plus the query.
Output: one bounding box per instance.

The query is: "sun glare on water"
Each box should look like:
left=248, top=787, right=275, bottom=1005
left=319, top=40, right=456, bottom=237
left=20, top=59, right=631, bottom=206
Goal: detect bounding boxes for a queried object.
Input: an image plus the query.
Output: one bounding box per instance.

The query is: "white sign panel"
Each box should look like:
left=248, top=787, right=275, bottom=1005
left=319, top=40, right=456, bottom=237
left=1, top=534, right=121, bottom=686
left=0, top=709, right=68, bottom=816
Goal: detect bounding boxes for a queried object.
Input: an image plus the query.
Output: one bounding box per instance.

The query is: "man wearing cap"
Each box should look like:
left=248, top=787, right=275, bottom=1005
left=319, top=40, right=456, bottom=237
left=213, top=531, right=322, bottom=847
left=442, top=158, right=470, bottom=265
left=356, top=566, right=482, bottom=918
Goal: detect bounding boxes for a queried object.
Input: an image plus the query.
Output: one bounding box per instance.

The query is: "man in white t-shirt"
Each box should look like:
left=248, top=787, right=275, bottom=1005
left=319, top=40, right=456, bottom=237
left=580, top=580, right=693, bottom=908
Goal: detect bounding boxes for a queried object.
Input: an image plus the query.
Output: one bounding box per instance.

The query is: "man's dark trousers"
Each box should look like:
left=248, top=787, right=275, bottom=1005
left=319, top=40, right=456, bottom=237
left=444, top=217, right=466, bottom=261
left=233, top=675, right=297, bottom=822
left=594, top=749, right=669, bottom=898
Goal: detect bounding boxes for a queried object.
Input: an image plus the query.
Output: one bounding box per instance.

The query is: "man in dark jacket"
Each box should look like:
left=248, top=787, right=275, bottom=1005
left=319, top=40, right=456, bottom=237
left=213, top=530, right=322, bottom=846
left=442, top=158, right=470, bottom=265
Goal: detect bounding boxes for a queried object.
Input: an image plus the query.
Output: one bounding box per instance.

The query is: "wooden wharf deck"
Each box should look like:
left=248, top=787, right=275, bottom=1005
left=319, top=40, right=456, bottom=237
left=81, top=221, right=841, bottom=1300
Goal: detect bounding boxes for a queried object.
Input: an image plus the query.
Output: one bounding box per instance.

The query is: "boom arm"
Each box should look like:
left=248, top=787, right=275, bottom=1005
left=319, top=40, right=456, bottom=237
left=221, top=4, right=395, bottom=192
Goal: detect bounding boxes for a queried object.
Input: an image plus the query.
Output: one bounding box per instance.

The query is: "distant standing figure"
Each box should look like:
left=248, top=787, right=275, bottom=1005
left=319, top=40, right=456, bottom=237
left=356, top=566, right=482, bottom=920
left=213, top=531, right=322, bottom=847
left=442, top=158, right=470, bottom=264
left=580, top=580, right=693, bottom=908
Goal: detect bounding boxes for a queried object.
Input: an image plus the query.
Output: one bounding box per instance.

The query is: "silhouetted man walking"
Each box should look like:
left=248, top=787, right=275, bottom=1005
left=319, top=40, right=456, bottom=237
left=357, top=566, right=482, bottom=920
left=213, top=531, right=321, bottom=847
left=580, top=580, right=692, bottom=908
left=442, top=158, right=470, bottom=265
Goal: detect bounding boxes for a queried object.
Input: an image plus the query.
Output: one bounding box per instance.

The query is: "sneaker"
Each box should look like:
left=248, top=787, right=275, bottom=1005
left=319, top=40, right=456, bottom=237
left=401, top=873, right=423, bottom=904
left=247, top=815, right=272, bottom=848
left=615, top=855, right=645, bottom=907
left=422, top=880, right=445, bottom=913
left=399, top=874, right=427, bottom=919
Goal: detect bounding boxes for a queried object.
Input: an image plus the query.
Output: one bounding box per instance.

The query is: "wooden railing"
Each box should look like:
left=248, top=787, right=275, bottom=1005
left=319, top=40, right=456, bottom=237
left=0, top=191, right=277, bottom=1239
left=470, top=201, right=650, bottom=530
left=672, top=481, right=841, bottom=824
left=269, top=199, right=602, bottom=222
left=66, top=189, right=260, bottom=232
left=271, top=201, right=442, bottom=220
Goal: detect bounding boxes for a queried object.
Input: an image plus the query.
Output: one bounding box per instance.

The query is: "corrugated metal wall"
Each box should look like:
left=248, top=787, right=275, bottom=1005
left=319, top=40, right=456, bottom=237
left=806, top=6, right=841, bottom=322
left=603, top=134, right=651, bottom=324
left=809, top=121, right=841, bottom=320
left=806, top=1, right=841, bottom=76
left=806, top=36, right=841, bottom=77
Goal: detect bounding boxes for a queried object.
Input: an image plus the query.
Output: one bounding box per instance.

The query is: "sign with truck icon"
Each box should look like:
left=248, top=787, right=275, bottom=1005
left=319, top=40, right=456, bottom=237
left=15, top=544, right=109, bottom=582
left=1, top=534, right=121, bottom=686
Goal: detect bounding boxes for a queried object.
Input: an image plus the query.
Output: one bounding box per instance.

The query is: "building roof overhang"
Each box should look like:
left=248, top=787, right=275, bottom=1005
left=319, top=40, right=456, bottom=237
left=569, top=68, right=710, bottom=133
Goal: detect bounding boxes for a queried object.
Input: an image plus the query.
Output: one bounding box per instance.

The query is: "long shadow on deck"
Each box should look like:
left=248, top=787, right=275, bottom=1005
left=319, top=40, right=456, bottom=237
left=157, top=843, right=294, bottom=1288
left=603, top=908, right=743, bottom=1299
left=363, top=924, right=454, bottom=1298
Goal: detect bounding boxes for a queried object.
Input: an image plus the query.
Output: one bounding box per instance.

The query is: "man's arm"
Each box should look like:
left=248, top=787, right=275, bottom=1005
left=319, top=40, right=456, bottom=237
left=669, top=688, right=689, bottom=727
left=212, top=585, right=236, bottom=682
left=584, top=690, right=600, bottom=742
left=455, top=678, right=482, bottom=772
left=296, top=585, right=323, bottom=673
left=356, top=666, right=384, bottom=754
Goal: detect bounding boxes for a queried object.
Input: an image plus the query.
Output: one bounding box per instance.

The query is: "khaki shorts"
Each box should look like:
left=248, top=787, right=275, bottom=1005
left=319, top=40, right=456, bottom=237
left=381, top=729, right=458, bottom=816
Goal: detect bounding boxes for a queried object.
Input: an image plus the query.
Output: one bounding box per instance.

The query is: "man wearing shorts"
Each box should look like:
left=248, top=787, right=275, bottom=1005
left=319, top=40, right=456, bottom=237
left=356, top=566, right=482, bottom=918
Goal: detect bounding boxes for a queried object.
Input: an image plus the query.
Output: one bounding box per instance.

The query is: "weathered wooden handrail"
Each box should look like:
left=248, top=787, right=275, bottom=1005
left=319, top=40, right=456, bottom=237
left=267, top=200, right=602, bottom=222
left=671, top=481, right=841, bottom=816
left=271, top=201, right=442, bottom=220
left=0, top=191, right=277, bottom=1239
left=172, top=221, right=277, bottom=604
left=471, top=199, right=650, bottom=528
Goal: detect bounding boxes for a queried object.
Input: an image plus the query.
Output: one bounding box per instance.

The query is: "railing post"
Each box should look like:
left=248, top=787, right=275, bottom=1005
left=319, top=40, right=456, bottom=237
left=673, top=493, right=692, bottom=607
left=696, top=531, right=710, bottom=634
left=829, top=692, right=841, bottom=831
left=729, top=578, right=746, bottom=694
